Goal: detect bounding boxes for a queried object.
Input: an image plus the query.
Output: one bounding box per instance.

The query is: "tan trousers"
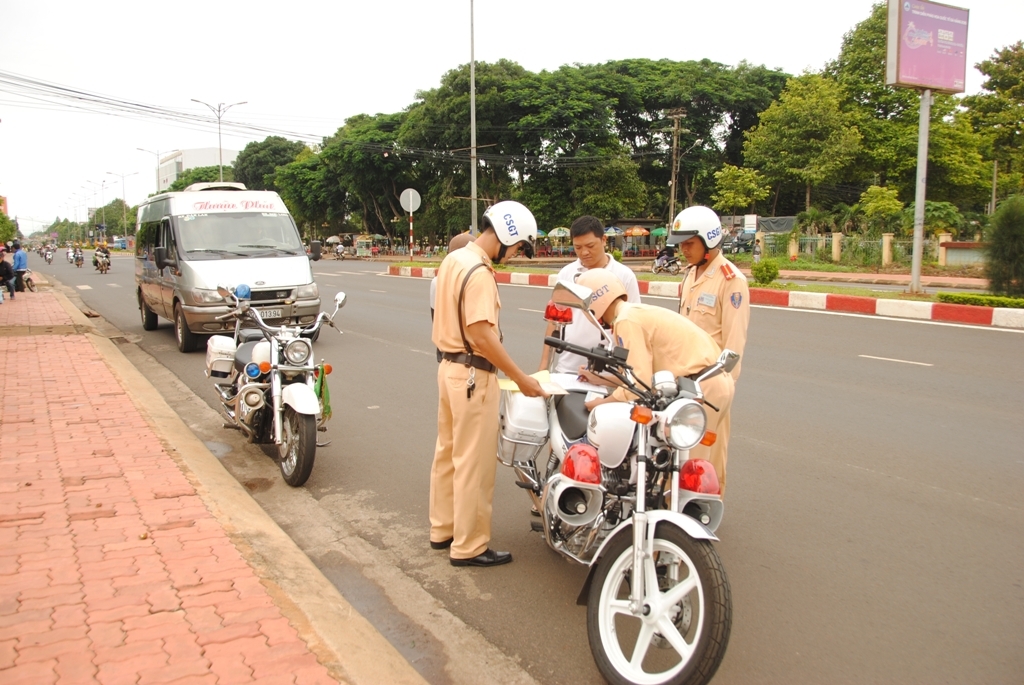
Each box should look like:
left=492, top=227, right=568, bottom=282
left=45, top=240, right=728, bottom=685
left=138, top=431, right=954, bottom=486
left=688, top=372, right=735, bottom=497
left=429, top=360, right=501, bottom=559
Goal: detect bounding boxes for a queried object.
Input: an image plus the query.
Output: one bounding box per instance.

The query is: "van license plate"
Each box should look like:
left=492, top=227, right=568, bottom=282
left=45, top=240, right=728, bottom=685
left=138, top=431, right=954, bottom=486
left=258, top=308, right=282, bottom=319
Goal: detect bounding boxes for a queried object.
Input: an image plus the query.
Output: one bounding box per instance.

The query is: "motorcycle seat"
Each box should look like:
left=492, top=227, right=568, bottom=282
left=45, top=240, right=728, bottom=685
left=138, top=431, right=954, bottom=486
left=237, top=329, right=265, bottom=343
left=555, top=391, right=589, bottom=441
left=233, top=342, right=259, bottom=372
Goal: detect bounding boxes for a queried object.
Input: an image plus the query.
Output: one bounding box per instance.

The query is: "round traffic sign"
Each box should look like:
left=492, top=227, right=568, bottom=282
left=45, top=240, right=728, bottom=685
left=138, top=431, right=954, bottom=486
left=400, top=188, right=421, bottom=213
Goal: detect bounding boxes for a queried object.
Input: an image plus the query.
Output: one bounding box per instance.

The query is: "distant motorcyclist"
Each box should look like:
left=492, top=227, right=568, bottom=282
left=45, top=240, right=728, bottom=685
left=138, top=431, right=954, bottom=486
left=655, top=243, right=677, bottom=269
left=93, top=242, right=111, bottom=269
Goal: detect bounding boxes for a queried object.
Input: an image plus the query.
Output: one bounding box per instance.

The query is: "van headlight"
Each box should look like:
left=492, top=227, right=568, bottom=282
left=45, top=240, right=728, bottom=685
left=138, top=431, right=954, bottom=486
left=284, top=339, right=312, bottom=365
left=296, top=283, right=318, bottom=299
left=192, top=288, right=224, bottom=304
left=658, top=399, right=707, bottom=450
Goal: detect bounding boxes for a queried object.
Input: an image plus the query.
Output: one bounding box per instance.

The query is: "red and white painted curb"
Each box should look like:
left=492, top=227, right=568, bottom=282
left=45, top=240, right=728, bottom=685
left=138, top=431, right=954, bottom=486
left=389, top=265, right=1024, bottom=329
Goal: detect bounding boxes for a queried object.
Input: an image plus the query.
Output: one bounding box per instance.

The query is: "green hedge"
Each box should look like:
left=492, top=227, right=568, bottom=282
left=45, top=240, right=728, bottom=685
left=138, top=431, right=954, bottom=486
left=936, top=292, right=1024, bottom=308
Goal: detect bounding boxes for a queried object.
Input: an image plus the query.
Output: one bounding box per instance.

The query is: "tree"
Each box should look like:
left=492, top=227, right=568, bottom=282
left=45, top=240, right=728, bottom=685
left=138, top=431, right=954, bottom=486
left=795, top=207, right=834, bottom=236
left=233, top=136, right=306, bottom=190
left=743, top=74, right=861, bottom=210
left=0, top=211, right=16, bottom=245
left=963, top=41, right=1024, bottom=199
left=167, top=166, right=233, bottom=192
left=901, top=201, right=965, bottom=237
left=985, top=195, right=1024, bottom=296
left=275, top=147, right=349, bottom=238
left=831, top=202, right=864, bottom=234
left=711, top=165, right=770, bottom=215
left=859, top=185, right=903, bottom=235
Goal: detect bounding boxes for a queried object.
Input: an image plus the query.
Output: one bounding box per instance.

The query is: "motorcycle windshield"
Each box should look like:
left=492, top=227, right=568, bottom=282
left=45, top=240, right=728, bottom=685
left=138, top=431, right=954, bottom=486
left=175, top=213, right=305, bottom=260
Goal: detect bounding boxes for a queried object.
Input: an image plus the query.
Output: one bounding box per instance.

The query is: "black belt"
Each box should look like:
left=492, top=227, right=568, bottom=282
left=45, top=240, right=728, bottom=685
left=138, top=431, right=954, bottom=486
left=441, top=352, right=497, bottom=374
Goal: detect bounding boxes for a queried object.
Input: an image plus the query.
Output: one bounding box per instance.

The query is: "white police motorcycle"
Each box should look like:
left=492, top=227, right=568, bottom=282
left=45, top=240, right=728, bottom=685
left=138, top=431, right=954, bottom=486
left=205, top=283, right=346, bottom=486
left=499, top=280, right=736, bottom=685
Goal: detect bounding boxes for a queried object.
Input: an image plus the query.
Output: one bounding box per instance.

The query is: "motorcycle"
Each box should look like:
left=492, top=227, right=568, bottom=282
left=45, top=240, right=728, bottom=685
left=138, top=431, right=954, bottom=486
left=651, top=256, right=682, bottom=275
left=498, top=280, right=736, bottom=685
left=44, top=250, right=53, bottom=265
left=74, top=252, right=84, bottom=268
left=67, top=250, right=75, bottom=264
left=19, top=268, right=37, bottom=292
left=96, top=252, right=110, bottom=274
left=205, top=283, right=347, bottom=486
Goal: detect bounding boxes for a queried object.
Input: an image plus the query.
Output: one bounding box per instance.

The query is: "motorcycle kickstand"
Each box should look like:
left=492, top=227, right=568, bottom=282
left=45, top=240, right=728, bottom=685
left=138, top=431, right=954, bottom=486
left=316, top=440, right=332, bottom=447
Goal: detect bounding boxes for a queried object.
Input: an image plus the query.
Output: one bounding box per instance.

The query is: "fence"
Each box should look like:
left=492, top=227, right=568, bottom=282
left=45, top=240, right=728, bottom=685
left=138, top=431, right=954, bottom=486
left=761, top=234, right=939, bottom=267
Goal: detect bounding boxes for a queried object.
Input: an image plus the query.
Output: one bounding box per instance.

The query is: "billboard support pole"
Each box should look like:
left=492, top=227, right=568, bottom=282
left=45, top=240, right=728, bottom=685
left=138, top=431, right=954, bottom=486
left=910, top=88, right=931, bottom=295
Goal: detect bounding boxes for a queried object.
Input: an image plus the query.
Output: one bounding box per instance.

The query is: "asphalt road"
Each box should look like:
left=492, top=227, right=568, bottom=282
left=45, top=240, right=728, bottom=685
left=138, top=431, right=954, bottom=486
left=35, top=254, right=1024, bottom=685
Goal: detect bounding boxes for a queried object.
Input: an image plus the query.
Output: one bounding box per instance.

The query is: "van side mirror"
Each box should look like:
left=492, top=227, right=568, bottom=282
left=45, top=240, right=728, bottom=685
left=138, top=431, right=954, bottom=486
left=310, top=240, right=322, bottom=262
left=153, top=246, right=176, bottom=270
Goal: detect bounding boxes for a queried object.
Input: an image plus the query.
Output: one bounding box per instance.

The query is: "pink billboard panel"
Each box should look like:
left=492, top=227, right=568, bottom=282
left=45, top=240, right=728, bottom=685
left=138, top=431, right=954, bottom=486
left=886, top=0, right=969, bottom=94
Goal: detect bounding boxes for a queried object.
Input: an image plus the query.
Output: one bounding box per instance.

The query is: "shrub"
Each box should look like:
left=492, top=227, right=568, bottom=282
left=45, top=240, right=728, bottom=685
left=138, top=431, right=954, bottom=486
left=936, top=292, right=1024, bottom=308
left=751, top=258, right=779, bottom=285
left=612, top=249, right=623, bottom=262
left=986, top=195, right=1024, bottom=296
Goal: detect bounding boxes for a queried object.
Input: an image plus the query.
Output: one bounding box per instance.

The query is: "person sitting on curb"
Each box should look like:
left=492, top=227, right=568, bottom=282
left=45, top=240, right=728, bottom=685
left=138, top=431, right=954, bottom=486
left=0, top=248, right=15, bottom=301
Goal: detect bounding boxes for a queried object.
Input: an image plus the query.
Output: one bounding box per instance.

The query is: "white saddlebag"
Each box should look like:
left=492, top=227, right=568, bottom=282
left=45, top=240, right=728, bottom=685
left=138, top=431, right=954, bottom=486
left=498, top=390, right=549, bottom=465
left=206, top=335, right=236, bottom=379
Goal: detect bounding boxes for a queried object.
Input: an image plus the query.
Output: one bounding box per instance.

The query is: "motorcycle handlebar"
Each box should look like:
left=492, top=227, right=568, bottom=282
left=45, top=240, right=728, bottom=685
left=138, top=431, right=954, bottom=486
left=544, top=336, right=620, bottom=366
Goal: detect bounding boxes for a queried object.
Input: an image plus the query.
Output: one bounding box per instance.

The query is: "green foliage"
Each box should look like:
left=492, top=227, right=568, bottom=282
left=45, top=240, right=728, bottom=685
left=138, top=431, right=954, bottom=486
left=795, top=206, right=834, bottom=235
left=831, top=202, right=864, bottom=233
left=936, top=292, right=1024, bottom=308
left=711, top=165, right=770, bottom=215
left=611, top=249, right=623, bottom=262
left=986, top=195, right=1024, bottom=296
left=901, top=201, right=964, bottom=237
left=0, top=211, right=16, bottom=244
left=167, top=166, right=234, bottom=192
left=751, top=257, right=780, bottom=285
left=743, top=74, right=861, bottom=209
left=233, top=136, right=305, bottom=191
left=859, top=185, right=903, bottom=234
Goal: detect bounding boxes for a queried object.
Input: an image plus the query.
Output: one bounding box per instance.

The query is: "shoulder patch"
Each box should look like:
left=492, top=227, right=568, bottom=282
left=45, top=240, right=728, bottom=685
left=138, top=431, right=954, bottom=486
left=721, top=261, right=736, bottom=280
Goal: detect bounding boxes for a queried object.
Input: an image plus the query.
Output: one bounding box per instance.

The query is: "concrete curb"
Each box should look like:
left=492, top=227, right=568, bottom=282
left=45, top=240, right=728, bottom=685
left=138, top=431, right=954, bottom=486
left=49, top=289, right=430, bottom=685
left=388, top=265, right=1024, bottom=329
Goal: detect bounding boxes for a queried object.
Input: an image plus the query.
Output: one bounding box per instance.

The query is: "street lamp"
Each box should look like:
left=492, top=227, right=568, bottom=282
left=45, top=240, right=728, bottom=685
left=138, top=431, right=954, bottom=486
left=191, top=99, right=247, bottom=182
left=107, top=171, right=139, bottom=234
left=138, top=148, right=178, bottom=193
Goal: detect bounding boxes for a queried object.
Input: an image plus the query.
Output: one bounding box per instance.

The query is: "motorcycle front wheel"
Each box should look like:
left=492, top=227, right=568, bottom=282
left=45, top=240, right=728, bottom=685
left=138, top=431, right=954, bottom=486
left=668, top=262, right=681, bottom=275
left=587, top=523, right=731, bottom=685
left=278, top=405, right=316, bottom=487
left=25, top=277, right=37, bottom=293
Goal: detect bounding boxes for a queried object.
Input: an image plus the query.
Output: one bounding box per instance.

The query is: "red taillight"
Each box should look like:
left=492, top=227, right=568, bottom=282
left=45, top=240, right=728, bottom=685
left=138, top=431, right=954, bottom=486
left=561, top=444, right=602, bottom=485
left=544, top=301, right=574, bottom=324
left=680, top=459, right=720, bottom=495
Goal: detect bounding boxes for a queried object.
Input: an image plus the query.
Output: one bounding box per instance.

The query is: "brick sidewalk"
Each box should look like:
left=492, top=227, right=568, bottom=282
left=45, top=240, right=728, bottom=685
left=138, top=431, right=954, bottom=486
left=0, top=290, right=339, bottom=684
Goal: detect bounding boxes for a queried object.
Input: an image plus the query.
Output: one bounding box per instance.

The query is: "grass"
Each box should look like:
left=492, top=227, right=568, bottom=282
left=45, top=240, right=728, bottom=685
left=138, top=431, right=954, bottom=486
left=759, top=281, right=938, bottom=301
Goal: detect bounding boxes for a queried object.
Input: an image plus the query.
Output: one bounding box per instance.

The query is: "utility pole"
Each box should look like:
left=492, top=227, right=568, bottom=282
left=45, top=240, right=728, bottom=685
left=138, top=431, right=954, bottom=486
left=990, top=160, right=998, bottom=215
left=665, top=108, right=687, bottom=224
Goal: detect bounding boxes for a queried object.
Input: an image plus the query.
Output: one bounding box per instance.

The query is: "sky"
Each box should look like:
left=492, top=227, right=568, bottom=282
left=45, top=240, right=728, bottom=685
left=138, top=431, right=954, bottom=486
left=1, top=0, right=1020, bottom=235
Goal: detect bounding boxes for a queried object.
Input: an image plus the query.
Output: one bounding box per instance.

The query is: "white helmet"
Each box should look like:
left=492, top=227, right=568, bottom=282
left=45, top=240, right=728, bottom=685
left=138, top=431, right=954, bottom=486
left=482, top=200, right=537, bottom=259
left=672, top=206, right=724, bottom=251
left=576, top=268, right=628, bottom=322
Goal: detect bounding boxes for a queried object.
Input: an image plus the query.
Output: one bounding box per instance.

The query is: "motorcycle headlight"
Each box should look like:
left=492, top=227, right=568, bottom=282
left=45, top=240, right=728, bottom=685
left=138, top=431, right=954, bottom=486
left=192, top=288, right=224, bottom=304
left=284, top=339, right=312, bottom=365
left=659, top=399, right=707, bottom=450
left=295, top=283, right=318, bottom=299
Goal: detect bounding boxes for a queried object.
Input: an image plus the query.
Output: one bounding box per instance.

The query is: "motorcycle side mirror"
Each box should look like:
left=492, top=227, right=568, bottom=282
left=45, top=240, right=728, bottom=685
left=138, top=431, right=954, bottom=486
left=216, top=284, right=233, bottom=299
left=719, top=349, right=740, bottom=373
left=549, top=280, right=615, bottom=350
left=333, top=291, right=347, bottom=311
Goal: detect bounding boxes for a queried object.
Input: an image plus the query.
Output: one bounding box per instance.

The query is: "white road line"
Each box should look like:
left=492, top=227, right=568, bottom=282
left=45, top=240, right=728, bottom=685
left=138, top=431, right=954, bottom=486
left=520, top=308, right=545, bottom=313
left=107, top=283, right=121, bottom=287
left=859, top=354, right=933, bottom=366
left=370, top=289, right=387, bottom=293
left=76, top=285, right=92, bottom=290
left=315, top=271, right=366, bottom=276
left=750, top=304, right=1024, bottom=334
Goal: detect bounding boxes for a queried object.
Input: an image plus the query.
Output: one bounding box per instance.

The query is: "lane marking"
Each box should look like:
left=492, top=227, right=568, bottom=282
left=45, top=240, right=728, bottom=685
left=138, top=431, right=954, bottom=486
left=519, top=308, right=545, bottom=313
left=370, top=289, right=387, bottom=293
left=106, top=283, right=121, bottom=287
left=367, top=405, right=380, bottom=409
left=76, top=285, right=92, bottom=290
left=859, top=354, right=933, bottom=367
left=315, top=271, right=366, bottom=276
left=749, top=304, right=1024, bottom=334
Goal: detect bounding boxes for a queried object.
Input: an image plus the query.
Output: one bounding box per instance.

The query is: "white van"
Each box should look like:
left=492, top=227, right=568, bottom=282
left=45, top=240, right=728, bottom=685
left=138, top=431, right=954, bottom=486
left=135, top=182, right=322, bottom=352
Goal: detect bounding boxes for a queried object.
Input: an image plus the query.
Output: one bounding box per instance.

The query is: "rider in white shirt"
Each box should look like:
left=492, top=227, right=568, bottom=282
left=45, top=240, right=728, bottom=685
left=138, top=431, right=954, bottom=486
left=539, top=216, right=641, bottom=374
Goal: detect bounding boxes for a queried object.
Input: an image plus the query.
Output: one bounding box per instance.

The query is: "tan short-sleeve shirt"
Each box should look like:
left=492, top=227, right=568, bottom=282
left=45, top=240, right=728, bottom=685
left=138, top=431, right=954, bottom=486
left=432, top=242, right=501, bottom=355
left=679, top=252, right=750, bottom=380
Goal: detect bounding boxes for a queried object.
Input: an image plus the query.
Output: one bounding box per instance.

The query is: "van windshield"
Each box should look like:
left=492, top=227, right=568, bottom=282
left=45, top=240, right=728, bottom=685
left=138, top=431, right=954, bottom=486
left=175, top=213, right=304, bottom=259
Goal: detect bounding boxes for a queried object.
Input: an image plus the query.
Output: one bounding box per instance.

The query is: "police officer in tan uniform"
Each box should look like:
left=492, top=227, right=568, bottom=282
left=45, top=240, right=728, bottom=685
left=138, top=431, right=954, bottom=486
left=674, top=206, right=750, bottom=495
left=430, top=201, right=547, bottom=567
left=572, top=269, right=734, bottom=484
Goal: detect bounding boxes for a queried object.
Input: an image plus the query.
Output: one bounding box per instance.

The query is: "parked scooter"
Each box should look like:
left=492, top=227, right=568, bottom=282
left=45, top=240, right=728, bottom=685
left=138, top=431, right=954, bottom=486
left=498, top=280, right=737, bottom=685
left=651, top=256, right=682, bottom=275
left=206, top=284, right=347, bottom=486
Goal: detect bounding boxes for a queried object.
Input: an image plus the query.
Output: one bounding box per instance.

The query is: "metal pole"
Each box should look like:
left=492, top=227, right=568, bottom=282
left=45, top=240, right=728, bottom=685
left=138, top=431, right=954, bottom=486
left=669, top=116, right=679, bottom=221
left=217, top=107, right=224, bottom=182
left=990, top=159, right=998, bottom=215
left=409, top=213, right=415, bottom=260
left=469, top=0, right=478, bottom=234
left=910, top=88, right=931, bottom=294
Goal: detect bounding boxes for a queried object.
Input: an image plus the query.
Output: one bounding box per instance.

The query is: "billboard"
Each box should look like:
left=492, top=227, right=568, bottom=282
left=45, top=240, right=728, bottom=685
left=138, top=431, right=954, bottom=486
left=886, top=0, right=969, bottom=93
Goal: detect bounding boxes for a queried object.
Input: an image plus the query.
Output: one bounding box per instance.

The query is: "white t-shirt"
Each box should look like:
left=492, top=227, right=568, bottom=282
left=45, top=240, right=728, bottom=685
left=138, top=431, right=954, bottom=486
left=551, top=255, right=641, bottom=374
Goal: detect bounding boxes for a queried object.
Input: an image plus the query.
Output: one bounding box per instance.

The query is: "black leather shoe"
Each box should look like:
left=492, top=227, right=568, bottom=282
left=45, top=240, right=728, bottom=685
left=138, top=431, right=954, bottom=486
left=450, top=549, right=512, bottom=567
left=430, top=537, right=453, bottom=550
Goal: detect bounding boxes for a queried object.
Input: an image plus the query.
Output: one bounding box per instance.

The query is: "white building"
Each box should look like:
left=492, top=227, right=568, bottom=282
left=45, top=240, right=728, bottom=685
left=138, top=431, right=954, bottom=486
left=157, top=148, right=240, bottom=191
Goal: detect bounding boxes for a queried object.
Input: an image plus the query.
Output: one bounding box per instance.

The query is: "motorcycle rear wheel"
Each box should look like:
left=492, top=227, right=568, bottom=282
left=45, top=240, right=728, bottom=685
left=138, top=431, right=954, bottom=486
left=668, top=262, right=681, bottom=275
left=587, top=523, right=731, bottom=685
left=25, top=277, right=36, bottom=292
left=278, top=406, right=316, bottom=487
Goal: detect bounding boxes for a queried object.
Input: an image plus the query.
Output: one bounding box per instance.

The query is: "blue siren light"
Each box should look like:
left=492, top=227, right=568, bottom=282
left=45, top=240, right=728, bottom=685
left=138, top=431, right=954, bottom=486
left=244, top=362, right=262, bottom=378
left=235, top=284, right=252, bottom=299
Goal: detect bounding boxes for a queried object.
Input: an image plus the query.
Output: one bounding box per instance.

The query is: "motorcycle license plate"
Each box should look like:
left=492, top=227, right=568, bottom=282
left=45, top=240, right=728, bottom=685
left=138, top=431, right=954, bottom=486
left=258, top=308, right=283, bottom=319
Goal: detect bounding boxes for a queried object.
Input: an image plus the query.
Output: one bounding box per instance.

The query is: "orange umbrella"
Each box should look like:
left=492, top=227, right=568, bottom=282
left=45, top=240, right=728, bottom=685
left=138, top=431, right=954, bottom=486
left=624, top=226, right=650, bottom=237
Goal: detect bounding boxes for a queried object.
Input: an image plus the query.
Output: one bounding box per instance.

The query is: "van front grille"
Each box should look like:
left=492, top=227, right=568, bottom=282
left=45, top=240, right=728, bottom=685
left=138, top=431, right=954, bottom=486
left=250, top=289, right=292, bottom=302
